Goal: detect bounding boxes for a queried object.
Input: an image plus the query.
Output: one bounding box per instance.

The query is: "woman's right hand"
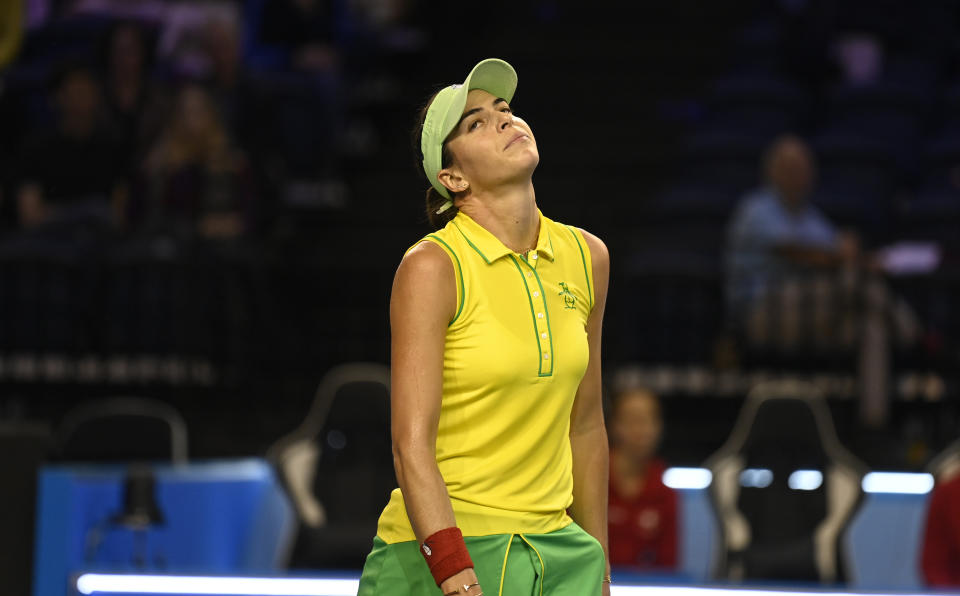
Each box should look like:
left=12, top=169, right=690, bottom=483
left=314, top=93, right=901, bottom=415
left=439, top=568, right=482, bottom=596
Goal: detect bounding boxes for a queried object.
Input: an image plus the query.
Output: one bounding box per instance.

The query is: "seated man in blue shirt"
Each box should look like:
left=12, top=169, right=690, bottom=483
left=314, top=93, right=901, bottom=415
left=725, top=135, right=917, bottom=427
left=727, top=135, right=859, bottom=342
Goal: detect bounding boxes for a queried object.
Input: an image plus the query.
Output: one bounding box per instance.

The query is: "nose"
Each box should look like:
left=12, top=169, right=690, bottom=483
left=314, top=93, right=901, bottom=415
left=497, top=112, right=512, bottom=132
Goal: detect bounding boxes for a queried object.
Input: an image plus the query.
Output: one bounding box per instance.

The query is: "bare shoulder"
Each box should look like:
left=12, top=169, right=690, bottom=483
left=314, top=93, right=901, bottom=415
left=392, top=239, right=456, bottom=322
left=575, top=228, right=610, bottom=271
left=397, top=239, right=454, bottom=281
left=575, top=228, right=610, bottom=311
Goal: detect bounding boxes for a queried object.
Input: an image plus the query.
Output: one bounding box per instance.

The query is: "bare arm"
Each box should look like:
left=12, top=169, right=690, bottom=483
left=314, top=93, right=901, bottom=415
left=774, top=231, right=860, bottom=268
left=390, top=241, right=479, bottom=592
left=774, top=244, right=841, bottom=267
left=568, top=228, right=611, bottom=588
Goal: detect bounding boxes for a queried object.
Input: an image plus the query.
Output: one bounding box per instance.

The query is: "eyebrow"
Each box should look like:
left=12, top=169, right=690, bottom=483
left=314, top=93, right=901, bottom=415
left=455, top=97, right=507, bottom=130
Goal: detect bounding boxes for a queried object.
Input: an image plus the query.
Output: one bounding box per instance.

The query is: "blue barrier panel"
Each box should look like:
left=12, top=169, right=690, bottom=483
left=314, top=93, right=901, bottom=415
left=33, top=459, right=295, bottom=596
left=845, top=492, right=930, bottom=591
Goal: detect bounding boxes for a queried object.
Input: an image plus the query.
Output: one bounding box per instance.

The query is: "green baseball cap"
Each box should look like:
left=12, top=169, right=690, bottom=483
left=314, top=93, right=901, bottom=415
left=421, top=58, right=518, bottom=200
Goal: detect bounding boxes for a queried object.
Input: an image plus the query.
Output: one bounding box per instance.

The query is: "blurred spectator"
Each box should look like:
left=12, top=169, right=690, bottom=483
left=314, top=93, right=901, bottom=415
left=201, top=14, right=263, bottom=158
left=157, top=2, right=238, bottom=80
left=136, top=83, right=255, bottom=243
left=773, top=1, right=943, bottom=90
left=98, top=20, right=159, bottom=161
left=726, top=135, right=849, bottom=316
left=921, top=472, right=960, bottom=587
left=205, top=15, right=243, bottom=110
left=608, top=387, right=678, bottom=572
left=16, top=62, right=127, bottom=231
left=248, top=0, right=344, bottom=184
left=725, top=134, right=919, bottom=428
left=833, top=33, right=883, bottom=86
left=72, top=1, right=238, bottom=80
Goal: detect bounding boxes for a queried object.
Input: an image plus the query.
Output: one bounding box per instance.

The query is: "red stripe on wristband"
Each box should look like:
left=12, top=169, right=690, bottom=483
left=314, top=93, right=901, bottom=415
left=420, top=527, right=474, bottom=586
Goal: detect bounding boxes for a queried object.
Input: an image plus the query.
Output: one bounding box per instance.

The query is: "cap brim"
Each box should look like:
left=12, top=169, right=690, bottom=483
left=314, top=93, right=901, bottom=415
left=422, top=58, right=518, bottom=199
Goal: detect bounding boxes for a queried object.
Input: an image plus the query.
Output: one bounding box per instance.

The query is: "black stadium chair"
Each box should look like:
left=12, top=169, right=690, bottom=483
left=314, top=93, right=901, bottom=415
left=57, top=397, right=188, bottom=463
left=268, top=363, right=394, bottom=570
left=705, top=380, right=865, bottom=583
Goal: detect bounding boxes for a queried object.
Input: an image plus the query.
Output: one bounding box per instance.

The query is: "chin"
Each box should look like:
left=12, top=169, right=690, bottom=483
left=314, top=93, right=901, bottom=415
left=521, top=156, right=540, bottom=179
left=518, top=149, right=540, bottom=170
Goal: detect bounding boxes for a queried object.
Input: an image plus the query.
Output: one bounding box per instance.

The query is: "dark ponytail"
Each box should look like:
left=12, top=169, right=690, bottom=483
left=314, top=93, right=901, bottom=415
left=413, top=90, right=460, bottom=229
left=424, top=186, right=456, bottom=229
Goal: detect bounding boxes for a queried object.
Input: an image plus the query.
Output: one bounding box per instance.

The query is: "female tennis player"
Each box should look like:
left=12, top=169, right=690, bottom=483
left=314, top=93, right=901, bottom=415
left=357, top=58, right=611, bottom=596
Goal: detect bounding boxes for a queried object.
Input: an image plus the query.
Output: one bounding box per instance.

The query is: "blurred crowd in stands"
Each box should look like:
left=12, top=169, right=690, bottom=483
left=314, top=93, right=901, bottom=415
left=0, top=0, right=423, bottom=256
left=725, top=134, right=923, bottom=428
left=0, top=0, right=958, bottom=489
left=624, top=0, right=960, bottom=441
left=1, top=0, right=960, bottom=589
left=605, top=381, right=960, bottom=588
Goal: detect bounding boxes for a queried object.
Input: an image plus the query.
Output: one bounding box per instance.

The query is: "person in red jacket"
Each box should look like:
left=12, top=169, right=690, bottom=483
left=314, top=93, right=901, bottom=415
left=608, top=386, right=678, bottom=571
left=921, top=471, right=960, bottom=587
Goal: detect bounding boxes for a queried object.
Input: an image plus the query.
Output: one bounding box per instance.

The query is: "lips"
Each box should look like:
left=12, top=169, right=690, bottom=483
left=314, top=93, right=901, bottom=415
left=505, top=132, right=529, bottom=150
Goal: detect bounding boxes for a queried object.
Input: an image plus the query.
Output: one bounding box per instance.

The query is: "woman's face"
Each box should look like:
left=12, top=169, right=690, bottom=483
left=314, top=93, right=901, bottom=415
left=58, top=71, right=100, bottom=122
left=111, top=25, right=144, bottom=77
left=177, top=86, right=216, bottom=136
left=442, top=88, right=539, bottom=193
left=612, top=390, right=663, bottom=460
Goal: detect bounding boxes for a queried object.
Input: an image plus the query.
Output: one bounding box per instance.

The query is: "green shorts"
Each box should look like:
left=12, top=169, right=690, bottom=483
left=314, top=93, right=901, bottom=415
left=357, top=522, right=605, bottom=596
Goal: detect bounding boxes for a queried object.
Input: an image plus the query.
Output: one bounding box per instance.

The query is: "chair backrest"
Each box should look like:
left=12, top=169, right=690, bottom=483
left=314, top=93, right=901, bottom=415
left=705, top=380, right=865, bottom=583
left=268, top=363, right=392, bottom=528
left=58, top=397, right=188, bottom=463
left=927, top=439, right=960, bottom=483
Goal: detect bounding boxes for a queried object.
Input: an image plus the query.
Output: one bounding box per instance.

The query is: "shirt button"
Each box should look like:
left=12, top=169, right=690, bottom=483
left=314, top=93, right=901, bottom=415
left=526, top=272, right=532, bottom=278
left=531, top=254, right=538, bottom=260
left=543, top=353, right=550, bottom=359
left=541, top=333, right=548, bottom=339
left=533, top=291, right=540, bottom=298
left=537, top=313, right=544, bottom=319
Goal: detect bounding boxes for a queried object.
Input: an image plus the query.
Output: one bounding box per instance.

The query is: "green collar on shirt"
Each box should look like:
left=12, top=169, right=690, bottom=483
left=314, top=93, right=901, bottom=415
left=452, top=209, right=555, bottom=265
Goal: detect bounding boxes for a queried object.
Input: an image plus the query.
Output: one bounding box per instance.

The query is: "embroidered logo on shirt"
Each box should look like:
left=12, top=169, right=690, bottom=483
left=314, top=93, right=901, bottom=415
left=558, top=282, right=577, bottom=309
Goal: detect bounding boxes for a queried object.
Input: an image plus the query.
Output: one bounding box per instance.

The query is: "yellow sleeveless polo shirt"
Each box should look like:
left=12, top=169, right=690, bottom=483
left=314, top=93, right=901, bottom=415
left=376, top=209, right=595, bottom=543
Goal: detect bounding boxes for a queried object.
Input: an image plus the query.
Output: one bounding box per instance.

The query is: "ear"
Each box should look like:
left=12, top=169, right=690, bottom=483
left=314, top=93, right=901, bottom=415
left=438, top=168, right=469, bottom=195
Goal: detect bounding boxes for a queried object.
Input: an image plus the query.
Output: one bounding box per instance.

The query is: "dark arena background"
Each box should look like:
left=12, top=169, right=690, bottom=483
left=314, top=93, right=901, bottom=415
left=2, top=1, right=960, bottom=595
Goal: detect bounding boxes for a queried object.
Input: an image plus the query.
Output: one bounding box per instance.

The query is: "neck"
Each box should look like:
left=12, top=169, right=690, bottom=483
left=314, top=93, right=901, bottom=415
left=112, top=70, right=141, bottom=88
left=458, top=181, right=538, bottom=253
left=614, top=448, right=652, bottom=477
left=216, top=64, right=239, bottom=87
left=774, top=188, right=805, bottom=213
